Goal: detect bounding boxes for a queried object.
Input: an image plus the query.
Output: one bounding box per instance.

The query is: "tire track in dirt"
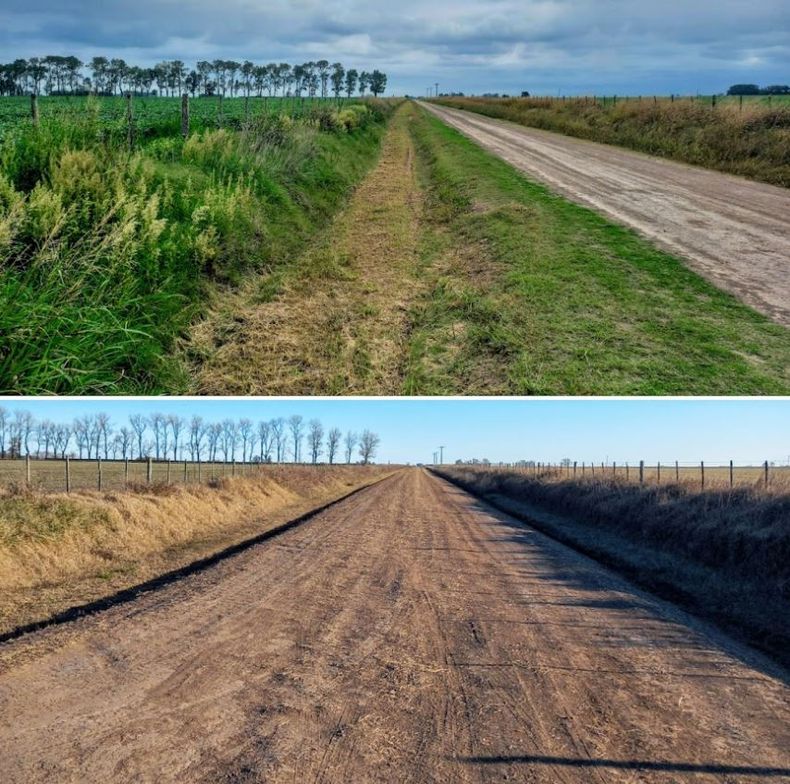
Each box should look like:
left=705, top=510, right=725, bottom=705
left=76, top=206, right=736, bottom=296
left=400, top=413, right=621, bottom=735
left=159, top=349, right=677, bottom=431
left=420, top=102, right=790, bottom=327
left=0, top=469, right=788, bottom=783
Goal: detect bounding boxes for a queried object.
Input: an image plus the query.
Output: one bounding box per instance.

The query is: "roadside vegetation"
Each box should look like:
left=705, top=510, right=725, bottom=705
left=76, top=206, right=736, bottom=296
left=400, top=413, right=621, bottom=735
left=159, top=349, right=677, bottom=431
left=0, top=464, right=395, bottom=637
left=431, top=96, right=790, bottom=187
left=435, top=465, right=790, bottom=667
left=0, top=97, right=394, bottom=393
left=405, top=107, right=790, bottom=394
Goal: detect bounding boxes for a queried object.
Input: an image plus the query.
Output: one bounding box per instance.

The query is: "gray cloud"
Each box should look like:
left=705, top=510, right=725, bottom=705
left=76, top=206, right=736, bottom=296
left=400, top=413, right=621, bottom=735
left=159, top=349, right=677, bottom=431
left=1, top=0, right=788, bottom=94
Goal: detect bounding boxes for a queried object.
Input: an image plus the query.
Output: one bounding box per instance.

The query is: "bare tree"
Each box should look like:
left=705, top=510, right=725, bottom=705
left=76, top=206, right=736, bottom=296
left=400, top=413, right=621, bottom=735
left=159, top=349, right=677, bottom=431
left=0, top=405, right=8, bottom=458
left=239, top=418, right=254, bottom=462
left=96, top=413, right=112, bottom=459
left=344, top=431, right=358, bottom=464
left=117, top=427, right=133, bottom=460
left=258, top=420, right=274, bottom=463
left=327, top=427, right=342, bottom=464
left=308, top=419, right=324, bottom=464
left=288, top=415, right=304, bottom=463
left=220, top=419, right=238, bottom=462
left=189, top=416, right=206, bottom=462
left=150, top=413, right=166, bottom=459
left=129, top=414, right=147, bottom=459
left=207, top=422, right=222, bottom=462
left=271, top=418, right=286, bottom=463
left=359, top=430, right=380, bottom=465
left=169, top=415, right=185, bottom=460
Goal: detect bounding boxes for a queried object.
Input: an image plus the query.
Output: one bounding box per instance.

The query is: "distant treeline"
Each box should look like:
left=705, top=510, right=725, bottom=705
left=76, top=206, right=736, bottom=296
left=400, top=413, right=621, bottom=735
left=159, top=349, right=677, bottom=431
left=727, top=84, right=790, bottom=96
left=0, top=56, right=387, bottom=98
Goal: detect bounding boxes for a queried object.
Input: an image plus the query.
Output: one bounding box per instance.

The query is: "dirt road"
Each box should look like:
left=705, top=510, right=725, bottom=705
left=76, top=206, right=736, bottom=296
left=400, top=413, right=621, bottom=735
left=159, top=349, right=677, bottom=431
left=420, top=102, right=790, bottom=327
left=1, top=469, right=788, bottom=782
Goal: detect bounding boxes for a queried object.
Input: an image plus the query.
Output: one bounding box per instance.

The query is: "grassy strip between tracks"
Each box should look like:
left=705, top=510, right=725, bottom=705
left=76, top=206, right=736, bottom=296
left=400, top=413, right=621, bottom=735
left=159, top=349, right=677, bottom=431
left=434, top=466, right=790, bottom=669
left=0, top=100, right=394, bottom=394
left=0, top=465, right=395, bottom=637
left=405, top=106, right=790, bottom=395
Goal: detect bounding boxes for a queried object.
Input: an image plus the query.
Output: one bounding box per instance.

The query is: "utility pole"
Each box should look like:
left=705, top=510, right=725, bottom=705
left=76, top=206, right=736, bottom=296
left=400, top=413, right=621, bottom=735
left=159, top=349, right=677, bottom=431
left=433, top=451, right=437, bottom=465
left=435, top=82, right=439, bottom=97
left=438, top=446, right=445, bottom=464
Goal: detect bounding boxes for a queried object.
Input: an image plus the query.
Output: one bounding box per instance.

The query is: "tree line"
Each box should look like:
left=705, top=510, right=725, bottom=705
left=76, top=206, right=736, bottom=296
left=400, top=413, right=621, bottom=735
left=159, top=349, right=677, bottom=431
left=0, top=57, right=387, bottom=98
left=0, top=408, right=382, bottom=465
left=727, top=83, right=790, bottom=96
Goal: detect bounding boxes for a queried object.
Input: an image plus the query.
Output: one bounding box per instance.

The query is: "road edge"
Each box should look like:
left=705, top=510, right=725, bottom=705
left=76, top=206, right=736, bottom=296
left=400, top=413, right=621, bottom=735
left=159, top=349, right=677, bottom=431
left=0, top=470, right=401, bottom=647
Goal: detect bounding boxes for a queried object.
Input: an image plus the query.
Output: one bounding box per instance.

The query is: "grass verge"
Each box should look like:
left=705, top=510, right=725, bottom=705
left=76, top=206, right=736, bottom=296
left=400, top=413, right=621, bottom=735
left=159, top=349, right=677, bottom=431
left=435, top=466, right=790, bottom=668
left=0, top=101, right=393, bottom=393
left=405, top=106, right=790, bottom=394
left=0, top=465, right=395, bottom=635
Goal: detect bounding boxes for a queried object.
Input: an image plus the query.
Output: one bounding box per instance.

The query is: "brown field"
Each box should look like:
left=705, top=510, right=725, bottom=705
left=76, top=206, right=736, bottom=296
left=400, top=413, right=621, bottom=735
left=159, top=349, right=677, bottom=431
left=477, top=462, right=790, bottom=490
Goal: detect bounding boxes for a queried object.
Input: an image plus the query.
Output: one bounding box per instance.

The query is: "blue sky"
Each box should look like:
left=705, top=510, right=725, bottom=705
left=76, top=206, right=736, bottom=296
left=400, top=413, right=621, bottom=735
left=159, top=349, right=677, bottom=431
left=2, top=1, right=788, bottom=96
left=1, top=399, right=788, bottom=465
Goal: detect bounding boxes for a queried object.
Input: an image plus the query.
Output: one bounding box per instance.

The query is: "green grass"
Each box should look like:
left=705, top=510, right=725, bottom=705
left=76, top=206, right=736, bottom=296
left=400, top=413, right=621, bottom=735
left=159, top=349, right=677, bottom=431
left=0, top=100, right=393, bottom=393
left=405, top=107, right=790, bottom=395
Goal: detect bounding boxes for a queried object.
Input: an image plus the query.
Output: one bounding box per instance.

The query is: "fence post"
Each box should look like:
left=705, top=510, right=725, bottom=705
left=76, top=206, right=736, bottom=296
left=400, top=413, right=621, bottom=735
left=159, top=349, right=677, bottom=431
left=701, top=461, right=705, bottom=489
left=626, top=462, right=629, bottom=480
left=126, top=93, right=134, bottom=149
left=639, top=460, right=644, bottom=484
left=25, top=454, right=31, bottom=486
left=181, top=94, right=190, bottom=138
left=124, top=458, right=129, bottom=485
left=147, top=457, right=153, bottom=484
left=573, top=461, right=577, bottom=477
left=764, top=460, right=769, bottom=488
left=197, top=458, right=201, bottom=483
left=612, top=461, right=616, bottom=477
left=166, top=460, right=171, bottom=485
left=657, top=462, right=661, bottom=483
left=729, top=459, right=733, bottom=488
left=183, top=460, right=188, bottom=483
left=97, top=458, right=103, bottom=491
left=65, top=457, right=71, bottom=493
left=31, top=93, right=39, bottom=126
left=232, top=458, right=236, bottom=477
left=675, top=460, right=679, bottom=482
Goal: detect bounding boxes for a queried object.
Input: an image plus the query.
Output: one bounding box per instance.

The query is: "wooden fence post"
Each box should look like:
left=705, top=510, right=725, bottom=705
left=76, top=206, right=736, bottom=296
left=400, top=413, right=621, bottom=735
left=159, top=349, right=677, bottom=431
left=639, top=460, right=644, bottom=484
left=65, top=457, right=71, bottom=494
left=675, top=460, right=679, bottom=482
left=764, top=460, right=769, bottom=488
left=97, top=458, right=103, bottom=491
left=166, top=460, right=171, bottom=484
left=147, top=457, right=153, bottom=484
left=181, top=94, right=190, bottom=138
left=626, top=462, right=629, bottom=481
left=31, top=93, right=39, bottom=126
left=232, top=458, right=236, bottom=477
left=197, top=459, right=201, bottom=483
left=183, top=460, right=188, bottom=483
left=25, top=455, right=31, bottom=486
left=729, top=459, right=733, bottom=488
left=124, top=458, right=129, bottom=485
left=657, top=462, right=661, bottom=483
left=573, top=461, right=577, bottom=477
left=701, top=461, right=705, bottom=489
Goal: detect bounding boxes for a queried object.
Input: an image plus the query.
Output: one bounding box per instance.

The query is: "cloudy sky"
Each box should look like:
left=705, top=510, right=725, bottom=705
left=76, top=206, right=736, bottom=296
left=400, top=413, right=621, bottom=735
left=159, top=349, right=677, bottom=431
left=1, top=0, right=788, bottom=95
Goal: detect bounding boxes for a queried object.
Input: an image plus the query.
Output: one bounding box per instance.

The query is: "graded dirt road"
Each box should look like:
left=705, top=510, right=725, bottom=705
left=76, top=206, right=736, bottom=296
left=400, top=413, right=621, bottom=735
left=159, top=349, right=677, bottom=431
left=420, top=102, right=790, bottom=327
left=1, top=469, right=788, bottom=782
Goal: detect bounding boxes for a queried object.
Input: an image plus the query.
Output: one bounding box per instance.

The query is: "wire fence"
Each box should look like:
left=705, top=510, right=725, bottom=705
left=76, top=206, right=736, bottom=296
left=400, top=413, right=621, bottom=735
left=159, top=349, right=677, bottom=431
left=451, top=461, right=790, bottom=491
left=0, top=457, right=352, bottom=494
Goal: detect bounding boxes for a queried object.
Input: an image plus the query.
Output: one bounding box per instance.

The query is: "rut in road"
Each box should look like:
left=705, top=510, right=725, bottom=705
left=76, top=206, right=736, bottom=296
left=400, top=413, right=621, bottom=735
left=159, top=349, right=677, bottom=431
left=421, top=102, right=790, bottom=327
left=1, top=469, right=788, bottom=783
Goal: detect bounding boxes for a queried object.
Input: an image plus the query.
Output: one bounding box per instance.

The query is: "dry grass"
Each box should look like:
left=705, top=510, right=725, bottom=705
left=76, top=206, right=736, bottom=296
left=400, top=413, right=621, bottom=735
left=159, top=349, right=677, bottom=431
left=191, top=102, right=426, bottom=395
left=433, top=96, right=790, bottom=187
left=0, top=465, right=395, bottom=633
left=437, top=465, right=790, bottom=665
